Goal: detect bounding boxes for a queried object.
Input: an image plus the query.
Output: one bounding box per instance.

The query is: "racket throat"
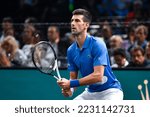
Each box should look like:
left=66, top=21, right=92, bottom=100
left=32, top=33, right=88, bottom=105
left=53, top=60, right=61, bottom=79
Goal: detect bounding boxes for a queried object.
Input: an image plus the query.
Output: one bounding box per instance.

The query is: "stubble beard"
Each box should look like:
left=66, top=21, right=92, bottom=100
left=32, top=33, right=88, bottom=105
left=71, top=30, right=81, bottom=36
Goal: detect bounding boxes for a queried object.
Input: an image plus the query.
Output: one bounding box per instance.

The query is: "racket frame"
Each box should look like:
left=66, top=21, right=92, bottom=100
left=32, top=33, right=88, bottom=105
left=32, top=41, right=61, bottom=80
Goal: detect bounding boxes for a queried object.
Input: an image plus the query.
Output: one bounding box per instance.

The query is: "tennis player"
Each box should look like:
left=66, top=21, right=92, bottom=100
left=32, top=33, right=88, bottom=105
left=57, top=8, right=123, bottom=100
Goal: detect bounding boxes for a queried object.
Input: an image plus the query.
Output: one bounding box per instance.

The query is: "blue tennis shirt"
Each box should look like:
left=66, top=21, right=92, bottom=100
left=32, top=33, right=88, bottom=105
left=67, top=35, right=122, bottom=92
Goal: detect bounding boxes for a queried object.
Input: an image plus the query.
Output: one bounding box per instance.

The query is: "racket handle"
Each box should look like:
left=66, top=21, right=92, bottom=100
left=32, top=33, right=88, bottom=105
left=57, top=78, right=62, bottom=81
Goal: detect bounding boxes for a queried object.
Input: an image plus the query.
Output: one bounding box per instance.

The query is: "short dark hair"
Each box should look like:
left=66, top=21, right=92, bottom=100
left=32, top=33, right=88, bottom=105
left=48, top=26, right=60, bottom=33
left=72, top=8, right=92, bottom=23
left=113, top=48, right=126, bottom=58
left=25, top=17, right=38, bottom=24
left=131, top=46, right=145, bottom=56
left=2, top=17, right=13, bottom=23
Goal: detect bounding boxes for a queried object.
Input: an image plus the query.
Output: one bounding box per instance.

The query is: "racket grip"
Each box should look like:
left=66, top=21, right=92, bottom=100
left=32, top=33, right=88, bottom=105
left=57, top=78, right=62, bottom=81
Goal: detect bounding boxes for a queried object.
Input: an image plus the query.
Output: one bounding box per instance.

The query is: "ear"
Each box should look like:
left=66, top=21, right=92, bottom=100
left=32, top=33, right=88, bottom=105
left=86, top=23, right=89, bottom=28
left=85, top=23, right=89, bottom=29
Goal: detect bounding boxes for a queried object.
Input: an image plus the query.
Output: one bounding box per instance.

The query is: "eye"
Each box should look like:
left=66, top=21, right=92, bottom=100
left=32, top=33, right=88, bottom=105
left=71, top=19, right=73, bottom=22
left=75, top=19, right=80, bottom=22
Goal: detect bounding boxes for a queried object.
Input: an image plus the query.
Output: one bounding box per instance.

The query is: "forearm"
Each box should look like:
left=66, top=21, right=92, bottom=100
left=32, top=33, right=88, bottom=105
left=70, top=66, right=104, bottom=87
left=79, top=72, right=102, bottom=86
left=69, top=71, right=78, bottom=92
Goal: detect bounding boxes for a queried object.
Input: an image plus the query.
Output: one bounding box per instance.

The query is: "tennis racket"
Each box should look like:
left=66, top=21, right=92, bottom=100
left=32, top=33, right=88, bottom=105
left=32, top=41, right=61, bottom=80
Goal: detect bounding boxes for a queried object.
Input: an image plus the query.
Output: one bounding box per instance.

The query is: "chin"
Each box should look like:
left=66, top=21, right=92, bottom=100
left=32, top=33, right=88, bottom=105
left=72, top=32, right=79, bottom=36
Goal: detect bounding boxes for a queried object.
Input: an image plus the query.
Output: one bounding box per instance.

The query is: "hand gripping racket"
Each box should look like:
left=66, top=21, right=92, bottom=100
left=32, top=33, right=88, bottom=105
left=32, top=41, right=61, bottom=80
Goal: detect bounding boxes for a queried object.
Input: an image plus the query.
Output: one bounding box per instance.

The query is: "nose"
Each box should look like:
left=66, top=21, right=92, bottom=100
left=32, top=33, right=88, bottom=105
left=71, top=20, right=75, bottom=27
left=134, top=56, right=139, bottom=61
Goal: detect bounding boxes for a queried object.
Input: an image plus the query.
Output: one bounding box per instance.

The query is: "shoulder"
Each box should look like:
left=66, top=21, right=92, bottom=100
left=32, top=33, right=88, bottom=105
left=90, top=36, right=107, bottom=52
left=91, top=36, right=106, bottom=48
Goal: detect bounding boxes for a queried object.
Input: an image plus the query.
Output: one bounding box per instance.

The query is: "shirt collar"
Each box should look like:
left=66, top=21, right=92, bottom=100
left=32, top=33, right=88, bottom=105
left=75, top=35, right=90, bottom=50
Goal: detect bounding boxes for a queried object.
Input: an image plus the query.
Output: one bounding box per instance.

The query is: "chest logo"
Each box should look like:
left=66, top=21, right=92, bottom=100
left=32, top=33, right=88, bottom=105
left=87, top=54, right=92, bottom=59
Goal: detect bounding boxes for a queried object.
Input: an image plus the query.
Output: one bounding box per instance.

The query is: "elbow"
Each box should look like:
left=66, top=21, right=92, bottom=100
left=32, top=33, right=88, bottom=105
left=97, top=75, right=103, bottom=82
left=92, top=72, right=103, bottom=83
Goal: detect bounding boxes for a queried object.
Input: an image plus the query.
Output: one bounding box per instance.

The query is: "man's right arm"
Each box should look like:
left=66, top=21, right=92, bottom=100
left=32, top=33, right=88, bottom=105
left=61, top=71, right=78, bottom=97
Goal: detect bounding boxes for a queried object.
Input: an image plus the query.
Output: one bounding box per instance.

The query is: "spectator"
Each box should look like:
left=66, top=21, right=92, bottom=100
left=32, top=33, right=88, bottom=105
left=61, top=32, right=75, bottom=53
left=0, top=45, right=11, bottom=67
left=109, top=35, right=123, bottom=51
left=101, top=25, right=112, bottom=49
left=127, top=46, right=150, bottom=68
left=132, top=25, right=148, bottom=50
left=145, top=41, right=150, bottom=61
left=24, top=17, right=38, bottom=26
left=111, top=48, right=129, bottom=68
left=21, top=25, right=39, bottom=67
left=123, top=26, right=136, bottom=52
left=0, top=17, right=14, bottom=42
left=22, top=25, right=39, bottom=45
left=47, top=26, right=66, bottom=57
left=24, top=17, right=39, bottom=32
left=108, top=35, right=123, bottom=64
left=1, top=36, right=27, bottom=67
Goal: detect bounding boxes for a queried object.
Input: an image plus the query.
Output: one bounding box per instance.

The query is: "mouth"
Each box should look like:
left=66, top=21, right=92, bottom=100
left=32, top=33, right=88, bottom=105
left=71, top=27, right=76, bottom=30
left=72, top=28, right=76, bottom=31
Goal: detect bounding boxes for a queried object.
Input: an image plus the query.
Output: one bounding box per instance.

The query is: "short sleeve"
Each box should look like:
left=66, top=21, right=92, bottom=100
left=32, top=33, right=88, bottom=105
left=67, top=48, right=78, bottom=72
left=92, top=40, right=108, bottom=66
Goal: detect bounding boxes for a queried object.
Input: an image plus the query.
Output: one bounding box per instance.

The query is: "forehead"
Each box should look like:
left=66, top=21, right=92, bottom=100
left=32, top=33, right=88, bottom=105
left=48, top=27, right=56, bottom=32
left=132, top=50, right=143, bottom=55
left=71, top=15, right=84, bottom=20
left=114, top=55, right=123, bottom=58
left=136, top=28, right=145, bottom=33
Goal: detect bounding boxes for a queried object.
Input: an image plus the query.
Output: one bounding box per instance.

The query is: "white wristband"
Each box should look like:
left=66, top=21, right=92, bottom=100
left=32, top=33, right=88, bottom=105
left=70, top=88, right=74, bottom=93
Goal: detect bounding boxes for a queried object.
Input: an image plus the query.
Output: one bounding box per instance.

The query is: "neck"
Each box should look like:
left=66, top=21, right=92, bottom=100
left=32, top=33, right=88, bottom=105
left=75, top=32, right=87, bottom=49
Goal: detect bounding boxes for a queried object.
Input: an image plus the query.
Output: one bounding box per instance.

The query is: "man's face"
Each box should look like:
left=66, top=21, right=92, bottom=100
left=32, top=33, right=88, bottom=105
left=47, top=27, right=58, bottom=42
left=2, top=22, right=13, bottom=31
left=131, top=50, right=145, bottom=65
left=114, top=55, right=125, bottom=67
left=136, top=29, right=147, bottom=42
left=110, top=38, right=121, bottom=49
left=23, top=27, right=34, bottom=39
left=71, top=15, right=88, bottom=35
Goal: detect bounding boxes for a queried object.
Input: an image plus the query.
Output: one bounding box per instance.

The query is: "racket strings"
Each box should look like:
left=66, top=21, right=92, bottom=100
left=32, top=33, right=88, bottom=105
left=41, top=58, right=55, bottom=73
left=33, top=43, right=56, bottom=74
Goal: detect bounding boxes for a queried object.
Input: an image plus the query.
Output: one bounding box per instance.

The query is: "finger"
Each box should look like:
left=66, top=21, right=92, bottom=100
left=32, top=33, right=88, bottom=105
left=62, top=90, right=69, bottom=97
left=57, top=80, right=62, bottom=84
left=63, top=93, right=69, bottom=97
left=62, top=88, right=69, bottom=93
left=57, top=81, right=64, bottom=86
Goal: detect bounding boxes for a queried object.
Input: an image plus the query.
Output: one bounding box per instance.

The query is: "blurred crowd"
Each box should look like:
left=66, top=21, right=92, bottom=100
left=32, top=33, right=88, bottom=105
left=0, top=0, right=150, bottom=68
left=0, top=17, right=74, bottom=68
left=0, top=16, right=150, bottom=69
